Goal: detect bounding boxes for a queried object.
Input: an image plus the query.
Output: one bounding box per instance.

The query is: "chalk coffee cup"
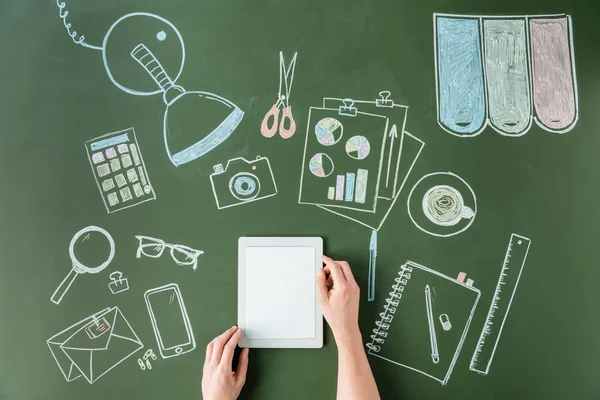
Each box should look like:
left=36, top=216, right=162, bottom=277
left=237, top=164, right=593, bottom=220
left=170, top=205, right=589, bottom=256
left=422, top=185, right=475, bottom=227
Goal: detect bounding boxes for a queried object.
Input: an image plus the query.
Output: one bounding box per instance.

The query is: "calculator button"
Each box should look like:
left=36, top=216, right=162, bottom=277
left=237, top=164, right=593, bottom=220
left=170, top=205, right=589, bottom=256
left=105, top=147, right=117, bottom=159
left=110, top=158, right=121, bottom=172
left=107, top=192, right=119, bottom=206
left=114, top=174, right=127, bottom=188
left=144, top=185, right=152, bottom=194
left=126, top=168, right=138, bottom=183
left=133, top=183, right=144, bottom=197
left=102, top=179, right=115, bottom=192
left=121, top=154, right=133, bottom=168
left=92, top=152, right=105, bottom=164
left=138, top=167, right=147, bottom=185
left=130, top=144, right=141, bottom=165
left=97, top=163, right=111, bottom=177
left=117, top=144, right=129, bottom=154
left=120, top=187, right=132, bottom=202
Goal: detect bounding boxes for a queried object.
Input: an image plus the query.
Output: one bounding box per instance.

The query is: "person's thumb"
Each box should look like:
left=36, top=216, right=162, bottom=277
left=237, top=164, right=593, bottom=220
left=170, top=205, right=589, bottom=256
left=316, top=268, right=329, bottom=306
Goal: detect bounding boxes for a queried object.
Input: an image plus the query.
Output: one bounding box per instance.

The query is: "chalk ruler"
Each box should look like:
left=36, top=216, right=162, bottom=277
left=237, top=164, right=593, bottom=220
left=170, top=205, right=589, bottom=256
left=469, top=233, right=531, bottom=375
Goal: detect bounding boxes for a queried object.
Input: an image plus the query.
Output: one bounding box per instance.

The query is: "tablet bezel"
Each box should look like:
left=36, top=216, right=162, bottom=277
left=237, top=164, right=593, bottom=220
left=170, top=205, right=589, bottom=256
left=238, top=236, right=323, bottom=348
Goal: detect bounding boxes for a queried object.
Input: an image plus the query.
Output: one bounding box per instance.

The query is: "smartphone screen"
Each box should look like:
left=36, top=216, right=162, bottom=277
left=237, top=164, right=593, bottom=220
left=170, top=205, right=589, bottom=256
left=145, top=284, right=195, bottom=357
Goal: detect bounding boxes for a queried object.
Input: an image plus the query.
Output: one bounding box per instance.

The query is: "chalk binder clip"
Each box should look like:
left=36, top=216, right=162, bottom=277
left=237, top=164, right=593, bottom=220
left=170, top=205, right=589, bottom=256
left=376, top=90, right=394, bottom=108
left=338, top=98, right=358, bottom=117
left=108, top=271, right=129, bottom=294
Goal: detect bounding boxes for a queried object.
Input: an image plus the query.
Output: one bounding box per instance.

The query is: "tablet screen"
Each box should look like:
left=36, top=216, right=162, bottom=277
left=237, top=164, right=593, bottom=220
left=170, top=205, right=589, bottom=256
left=244, top=246, right=316, bottom=339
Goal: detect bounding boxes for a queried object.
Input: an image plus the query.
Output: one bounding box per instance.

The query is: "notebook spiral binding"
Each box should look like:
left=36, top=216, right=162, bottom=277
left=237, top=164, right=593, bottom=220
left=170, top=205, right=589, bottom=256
left=366, top=263, right=413, bottom=353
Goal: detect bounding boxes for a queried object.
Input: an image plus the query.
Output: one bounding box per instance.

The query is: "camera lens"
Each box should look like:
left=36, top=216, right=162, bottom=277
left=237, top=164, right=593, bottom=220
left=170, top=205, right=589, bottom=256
left=229, top=172, right=261, bottom=201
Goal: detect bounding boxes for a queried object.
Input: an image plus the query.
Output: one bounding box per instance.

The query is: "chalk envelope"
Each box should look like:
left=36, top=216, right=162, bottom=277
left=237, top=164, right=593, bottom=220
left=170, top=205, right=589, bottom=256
left=47, top=307, right=143, bottom=384
left=436, top=17, right=486, bottom=136
left=529, top=17, right=577, bottom=132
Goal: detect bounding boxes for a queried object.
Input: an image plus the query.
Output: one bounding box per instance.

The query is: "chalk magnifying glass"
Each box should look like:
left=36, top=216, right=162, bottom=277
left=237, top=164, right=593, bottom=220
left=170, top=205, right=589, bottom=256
left=51, top=226, right=115, bottom=305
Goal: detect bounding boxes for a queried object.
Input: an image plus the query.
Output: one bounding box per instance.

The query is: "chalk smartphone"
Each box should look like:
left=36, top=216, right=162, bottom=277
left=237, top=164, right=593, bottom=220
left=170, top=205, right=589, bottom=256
left=238, top=237, right=323, bottom=348
left=144, top=284, right=196, bottom=358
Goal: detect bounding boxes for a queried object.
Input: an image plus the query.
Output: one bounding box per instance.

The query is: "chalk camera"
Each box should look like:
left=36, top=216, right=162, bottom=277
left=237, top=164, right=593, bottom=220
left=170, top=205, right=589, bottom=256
left=210, top=156, right=278, bottom=209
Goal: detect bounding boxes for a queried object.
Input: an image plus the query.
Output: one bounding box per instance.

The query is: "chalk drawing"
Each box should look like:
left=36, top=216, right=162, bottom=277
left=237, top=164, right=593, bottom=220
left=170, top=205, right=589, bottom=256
left=130, top=43, right=244, bottom=166
left=407, top=172, right=477, bottom=237
left=298, top=103, right=389, bottom=212
left=210, top=156, right=278, bottom=210
left=51, top=226, right=115, bottom=305
left=55, top=10, right=244, bottom=165
left=144, top=284, right=196, bottom=359
left=422, top=185, right=475, bottom=227
left=366, top=261, right=480, bottom=385
left=530, top=17, right=578, bottom=133
left=483, top=19, right=532, bottom=136
left=470, top=234, right=531, bottom=375
left=367, top=230, right=377, bottom=302
left=335, top=175, right=345, bottom=200
left=138, top=349, right=158, bottom=371
left=47, top=307, right=143, bottom=383
left=439, top=314, right=452, bottom=331
left=385, top=124, right=398, bottom=191
left=315, top=117, right=344, bottom=145
left=135, top=235, right=204, bottom=271
left=300, top=93, right=425, bottom=302
left=261, top=51, right=298, bottom=139
left=435, top=16, right=486, bottom=136
left=55, top=1, right=103, bottom=50
left=434, top=13, right=578, bottom=137
left=309, top=153, right=335, bottom=178
left=316, top=94, right=423, bottom=230
left=86, top=128, right=156, bottom=213
left=108, top=271, right=129, bottom=294
left=345, top=135, right=371, bottom=160
left=425, top=285, right=440, bottom=364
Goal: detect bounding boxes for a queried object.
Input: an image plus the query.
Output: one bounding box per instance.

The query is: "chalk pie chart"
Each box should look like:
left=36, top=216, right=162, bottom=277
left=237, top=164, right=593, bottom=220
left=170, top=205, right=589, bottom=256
left=345, top=135, right=370, bottom=159
left=315, top=118, right=343, bottom=146
left=309, top=153, right=334, bottom=177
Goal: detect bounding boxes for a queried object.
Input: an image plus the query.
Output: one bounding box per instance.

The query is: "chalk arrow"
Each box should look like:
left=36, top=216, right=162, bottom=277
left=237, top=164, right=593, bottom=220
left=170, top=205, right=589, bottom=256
left=385, top=124, right=398, bottom=188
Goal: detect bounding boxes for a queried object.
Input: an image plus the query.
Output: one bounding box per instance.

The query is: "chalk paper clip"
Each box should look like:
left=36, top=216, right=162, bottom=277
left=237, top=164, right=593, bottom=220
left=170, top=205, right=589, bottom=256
left=376, top=90, right=395, bottom=108
left=338, top=98, right=357, bottom=117
left=138, top=348, right=157, bottom=371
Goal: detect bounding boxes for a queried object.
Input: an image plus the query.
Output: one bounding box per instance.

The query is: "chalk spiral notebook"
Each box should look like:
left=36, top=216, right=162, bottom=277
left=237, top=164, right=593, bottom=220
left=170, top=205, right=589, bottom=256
left=366, top=261, right=481, bottom=385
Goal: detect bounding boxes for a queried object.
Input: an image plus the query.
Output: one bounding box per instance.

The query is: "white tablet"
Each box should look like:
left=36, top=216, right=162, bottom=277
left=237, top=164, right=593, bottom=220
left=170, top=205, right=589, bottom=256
left=238, top=237, right=323, bottom=348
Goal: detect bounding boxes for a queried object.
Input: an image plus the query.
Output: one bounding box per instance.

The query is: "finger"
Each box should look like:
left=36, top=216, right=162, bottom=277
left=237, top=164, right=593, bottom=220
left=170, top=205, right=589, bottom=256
left=220, top=328, right=243, bottom=369
left=322, top=255, right=347, bottom=287
left=204, top=341, right=214, bottom=366
left=320, top=266, right=334, bottom=287
left=211, top=326, right=238, bottom=364
left=235, top=347, right=250, bottom=387
left=336, top=260, right=356, bottom=283
left=316, top=268, right=329, bottom=305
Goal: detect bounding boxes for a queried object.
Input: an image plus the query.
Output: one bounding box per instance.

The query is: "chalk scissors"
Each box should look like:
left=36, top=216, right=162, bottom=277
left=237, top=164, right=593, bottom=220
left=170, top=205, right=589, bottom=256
left=261, top=51, right=298, bottom=139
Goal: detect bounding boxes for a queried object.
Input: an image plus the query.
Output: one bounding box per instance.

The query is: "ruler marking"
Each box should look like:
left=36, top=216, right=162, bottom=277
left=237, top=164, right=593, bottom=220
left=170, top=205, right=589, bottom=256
left=469, top=233, right=531, bottom=375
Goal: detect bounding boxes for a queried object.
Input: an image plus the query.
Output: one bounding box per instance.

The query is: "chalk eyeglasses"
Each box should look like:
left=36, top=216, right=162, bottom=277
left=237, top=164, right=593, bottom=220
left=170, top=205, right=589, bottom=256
left=135, top=235, right=204, bottom=271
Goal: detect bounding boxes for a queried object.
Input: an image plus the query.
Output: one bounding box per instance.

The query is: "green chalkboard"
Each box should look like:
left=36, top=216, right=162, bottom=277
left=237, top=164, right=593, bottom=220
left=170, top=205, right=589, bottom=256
left=1, top=0, right=600, bottom=399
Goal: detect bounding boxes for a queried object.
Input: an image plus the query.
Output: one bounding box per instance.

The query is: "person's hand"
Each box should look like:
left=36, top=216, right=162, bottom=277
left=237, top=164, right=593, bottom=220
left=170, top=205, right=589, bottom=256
left=316, top=256, right=361, bottom=345
left=202, top=326, right=249, bottom=400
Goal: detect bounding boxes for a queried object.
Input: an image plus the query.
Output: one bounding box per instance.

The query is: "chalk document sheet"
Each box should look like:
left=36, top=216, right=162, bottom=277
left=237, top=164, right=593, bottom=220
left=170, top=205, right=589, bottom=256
left=238, top=237, right=323, bottom=348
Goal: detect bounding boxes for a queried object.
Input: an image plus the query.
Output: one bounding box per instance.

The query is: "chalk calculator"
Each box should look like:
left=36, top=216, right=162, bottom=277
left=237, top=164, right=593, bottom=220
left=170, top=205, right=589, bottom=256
left=85, top=128, right=156, bottom=213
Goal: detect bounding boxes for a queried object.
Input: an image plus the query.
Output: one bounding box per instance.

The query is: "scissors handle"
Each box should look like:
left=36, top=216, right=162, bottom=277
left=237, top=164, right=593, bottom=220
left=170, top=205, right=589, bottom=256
left=279, top=106, right=296, bottom=139
left=261, top=104, right=280, bottom=138
left=51, top=268, right=80, bottom=305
